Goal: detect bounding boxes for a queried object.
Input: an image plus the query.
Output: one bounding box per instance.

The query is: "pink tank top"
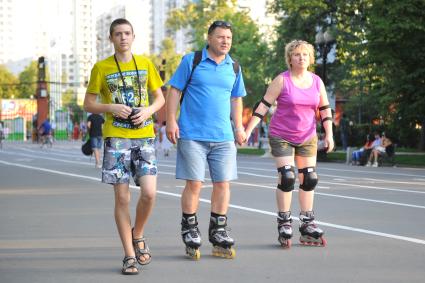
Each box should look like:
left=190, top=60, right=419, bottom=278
left=269, top=71, right=321, bottom=144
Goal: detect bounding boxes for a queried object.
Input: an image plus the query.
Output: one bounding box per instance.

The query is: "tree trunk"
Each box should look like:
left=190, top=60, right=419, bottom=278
left=420, top=116, right=425, bottom=151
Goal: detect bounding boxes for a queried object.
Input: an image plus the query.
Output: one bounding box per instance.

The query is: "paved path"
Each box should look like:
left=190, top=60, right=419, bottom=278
left=1, top=142, right=424, bottom=283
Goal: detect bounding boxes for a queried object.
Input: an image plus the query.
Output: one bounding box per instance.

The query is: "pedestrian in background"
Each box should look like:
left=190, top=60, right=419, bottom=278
left=87, top=113, right=105, bottom=168
left=159, top=121, right=172, bottom=157
left=84, top=18, right=165, bottom=275
left=339, top=113, right=349, bottom=151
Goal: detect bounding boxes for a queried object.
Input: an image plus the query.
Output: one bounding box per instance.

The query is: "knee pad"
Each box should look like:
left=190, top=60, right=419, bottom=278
left=277, top=165, right=295, bottom=192
left=298, top=167, right=318, bottom=191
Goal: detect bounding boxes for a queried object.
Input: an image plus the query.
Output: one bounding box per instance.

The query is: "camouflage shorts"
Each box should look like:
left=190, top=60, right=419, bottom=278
left=102, top=137, right=157, bottom=186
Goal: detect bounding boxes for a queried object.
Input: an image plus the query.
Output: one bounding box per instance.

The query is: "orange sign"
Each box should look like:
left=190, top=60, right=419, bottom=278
left=0, top=99, right=37, bottom=121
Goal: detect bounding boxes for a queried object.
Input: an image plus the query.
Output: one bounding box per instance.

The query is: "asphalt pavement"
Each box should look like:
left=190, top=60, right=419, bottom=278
left=0, top=141, right=424, bottom=283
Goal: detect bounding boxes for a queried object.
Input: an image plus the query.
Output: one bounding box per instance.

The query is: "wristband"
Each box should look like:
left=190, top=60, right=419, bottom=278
left=234, top=127, right=244, bottom=133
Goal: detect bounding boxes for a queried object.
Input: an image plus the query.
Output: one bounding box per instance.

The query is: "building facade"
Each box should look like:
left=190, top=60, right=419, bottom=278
left=151, top=0, right=191, bottom=54
left=0, top=0, right=15, bottom=65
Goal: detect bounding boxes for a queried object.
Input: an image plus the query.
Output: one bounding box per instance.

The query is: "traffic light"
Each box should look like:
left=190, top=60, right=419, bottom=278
left=38, top=56, right=46, bottom=82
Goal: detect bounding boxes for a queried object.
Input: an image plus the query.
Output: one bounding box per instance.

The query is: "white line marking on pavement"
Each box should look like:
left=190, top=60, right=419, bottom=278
left=320, top=166, right=425, bottom=177
left=238, top=171, right=425, bottom=194
left=1, top=151, right=423, bottom=207
left=230, top=181, right=425, bottom=209
left=1, top=159, right=424, bottom=246
left=239, top=165, right=425, bottom=178
left=238, top=166, right=425, bottom=186
left=2, top=150, right=424, bottom=192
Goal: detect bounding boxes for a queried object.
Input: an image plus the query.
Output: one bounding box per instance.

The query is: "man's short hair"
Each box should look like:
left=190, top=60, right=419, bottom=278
left=109, top=18, right=134, bottom=36
left=208, top=20, right=232, bottom=35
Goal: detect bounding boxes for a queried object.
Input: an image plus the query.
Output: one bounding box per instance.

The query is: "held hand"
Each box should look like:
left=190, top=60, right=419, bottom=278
left=325, top=136, right=335, bottom=153
left=111, top=104, right=132, bottom=119
left=235, top=130, right=246, bottom=146
left=243, top=130, right=252, bottom=145
left=166, top=120, right=180, bottom=144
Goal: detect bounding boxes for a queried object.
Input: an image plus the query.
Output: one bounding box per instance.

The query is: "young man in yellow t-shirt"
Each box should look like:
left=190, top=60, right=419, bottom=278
left=84, top=18, right=165, bottom=275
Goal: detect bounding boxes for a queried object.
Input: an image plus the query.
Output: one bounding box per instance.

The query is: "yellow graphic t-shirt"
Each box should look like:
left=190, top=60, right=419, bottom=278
left=86, top=55, right=163, bottom=138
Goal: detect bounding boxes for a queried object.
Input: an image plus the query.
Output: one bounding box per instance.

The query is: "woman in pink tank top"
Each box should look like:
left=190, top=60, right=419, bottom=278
left=244, top=40, right=334, bottom=248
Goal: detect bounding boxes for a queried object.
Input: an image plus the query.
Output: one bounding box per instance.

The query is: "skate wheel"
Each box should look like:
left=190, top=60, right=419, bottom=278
left=299, top=236, right=326, bottom=247
left=212, top=246, right=236, bottom=259
left=192, top=249, right=201, bottom=260
left=279, top=238, right=291, bottom=249
left=186, top=247, right=201, bottom=260
left=228, top=248, right=236, bottom=259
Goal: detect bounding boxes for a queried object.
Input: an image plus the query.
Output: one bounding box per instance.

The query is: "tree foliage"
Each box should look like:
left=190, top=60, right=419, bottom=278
left=0, top=65, right=19, bottom=99
left=167, top=0, right=268, bottom=105
left=61, top=89, right=77, bottom=107
left=148, top=38, right=182, bottom=82
left=366, top=0, right=425, bottom=148
left=269, top=0, right=425, bottom=148
left=17, top=61, right=38, bottom=98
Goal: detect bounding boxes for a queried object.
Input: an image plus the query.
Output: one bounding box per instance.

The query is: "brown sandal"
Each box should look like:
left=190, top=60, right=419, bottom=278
left=132, top=229, right=152, bottom=265
left=121, top=256, right=138, bottom=275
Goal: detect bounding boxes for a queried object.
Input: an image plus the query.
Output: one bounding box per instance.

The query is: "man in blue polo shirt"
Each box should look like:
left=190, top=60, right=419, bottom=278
left=166, top=20, right=246, bottom=260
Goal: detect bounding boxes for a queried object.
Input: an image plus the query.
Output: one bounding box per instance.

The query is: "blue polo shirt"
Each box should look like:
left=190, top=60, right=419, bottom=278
left=168, top=47, right=246, bottom=142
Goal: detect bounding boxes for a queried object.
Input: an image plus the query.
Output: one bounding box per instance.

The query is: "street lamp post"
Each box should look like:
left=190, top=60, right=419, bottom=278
left=315, top=29, right=335, bottom=86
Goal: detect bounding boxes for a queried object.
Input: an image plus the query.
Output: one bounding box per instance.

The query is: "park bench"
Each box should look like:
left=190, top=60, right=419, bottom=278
left=378, top=144, right=396, bottom=167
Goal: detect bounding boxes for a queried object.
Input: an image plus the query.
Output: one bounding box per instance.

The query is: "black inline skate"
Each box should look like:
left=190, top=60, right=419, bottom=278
left=181, top=215, right=202, bottom=260
left=209, top=215, right=235, bottom=259
left=299, top=211, right=326, bottom=246
left=277, top=211, right=293, bottom=248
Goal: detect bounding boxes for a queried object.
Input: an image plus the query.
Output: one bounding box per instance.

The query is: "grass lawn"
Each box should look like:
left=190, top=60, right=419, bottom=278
left=237, top=148, right=266, bottom=155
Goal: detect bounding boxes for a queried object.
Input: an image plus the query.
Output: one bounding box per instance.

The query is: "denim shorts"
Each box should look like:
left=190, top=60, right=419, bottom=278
left=102, top=137, right=157, bottom=186
left=176, top=139, right=237, bottom=182
left=269, top=135, right=318, bottom=157
left=90, top=136, right=103, bottom=149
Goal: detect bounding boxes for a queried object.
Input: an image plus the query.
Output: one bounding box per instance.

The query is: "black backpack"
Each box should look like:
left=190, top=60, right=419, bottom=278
left=81, top=139, right=93, bottom=156
left=180, top=50, right=240, bottom=104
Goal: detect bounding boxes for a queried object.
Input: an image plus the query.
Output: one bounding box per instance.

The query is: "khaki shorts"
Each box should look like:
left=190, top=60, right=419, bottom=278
left=269, top=135, right=318, bottom=157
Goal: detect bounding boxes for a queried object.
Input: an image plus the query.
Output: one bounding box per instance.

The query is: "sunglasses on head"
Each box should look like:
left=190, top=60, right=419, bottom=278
left=208, top=20, right=232, bottom=34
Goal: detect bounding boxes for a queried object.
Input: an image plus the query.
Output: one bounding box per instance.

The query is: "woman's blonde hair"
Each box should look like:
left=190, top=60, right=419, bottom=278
left=285, top=40, right=315, bottom=69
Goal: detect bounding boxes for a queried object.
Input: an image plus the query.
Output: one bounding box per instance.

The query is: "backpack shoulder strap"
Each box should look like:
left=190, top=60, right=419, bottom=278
left=231, top=59, right=240, bottom=90
left=180, top=50, right=202, bottom=104
left=232, top=60, right=240, bottom=76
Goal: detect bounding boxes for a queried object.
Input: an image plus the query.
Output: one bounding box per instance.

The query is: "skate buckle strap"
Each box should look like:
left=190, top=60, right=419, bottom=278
left=217, top=216, right=227, bottom=226
left=189, top=227, right=200, bottom=238
left=186, top=216, right=197, bottom=225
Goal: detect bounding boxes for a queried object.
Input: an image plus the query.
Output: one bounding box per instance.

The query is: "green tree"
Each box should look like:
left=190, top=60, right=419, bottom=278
left=148, top=38, right=182, bottom=82
left=61, top=89, right=77, bottom=107
left=366, top=0, right=425, bottom=149
left=0, top=65, right=19, bottom=99
left=167, top=0, right=268, bottom=106
left=17, top=61, right=38, bottom=98
left=269, top=0, right=382, bottom=134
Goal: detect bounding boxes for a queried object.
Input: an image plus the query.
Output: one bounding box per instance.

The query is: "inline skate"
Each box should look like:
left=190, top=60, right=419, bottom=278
left=277, top=211, right=293, bottom=248
left=181, top=215, right=202, bottom=260
left=299, top=211, right=326, bottom=246
left=209, top=215, right=235, bottom=259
